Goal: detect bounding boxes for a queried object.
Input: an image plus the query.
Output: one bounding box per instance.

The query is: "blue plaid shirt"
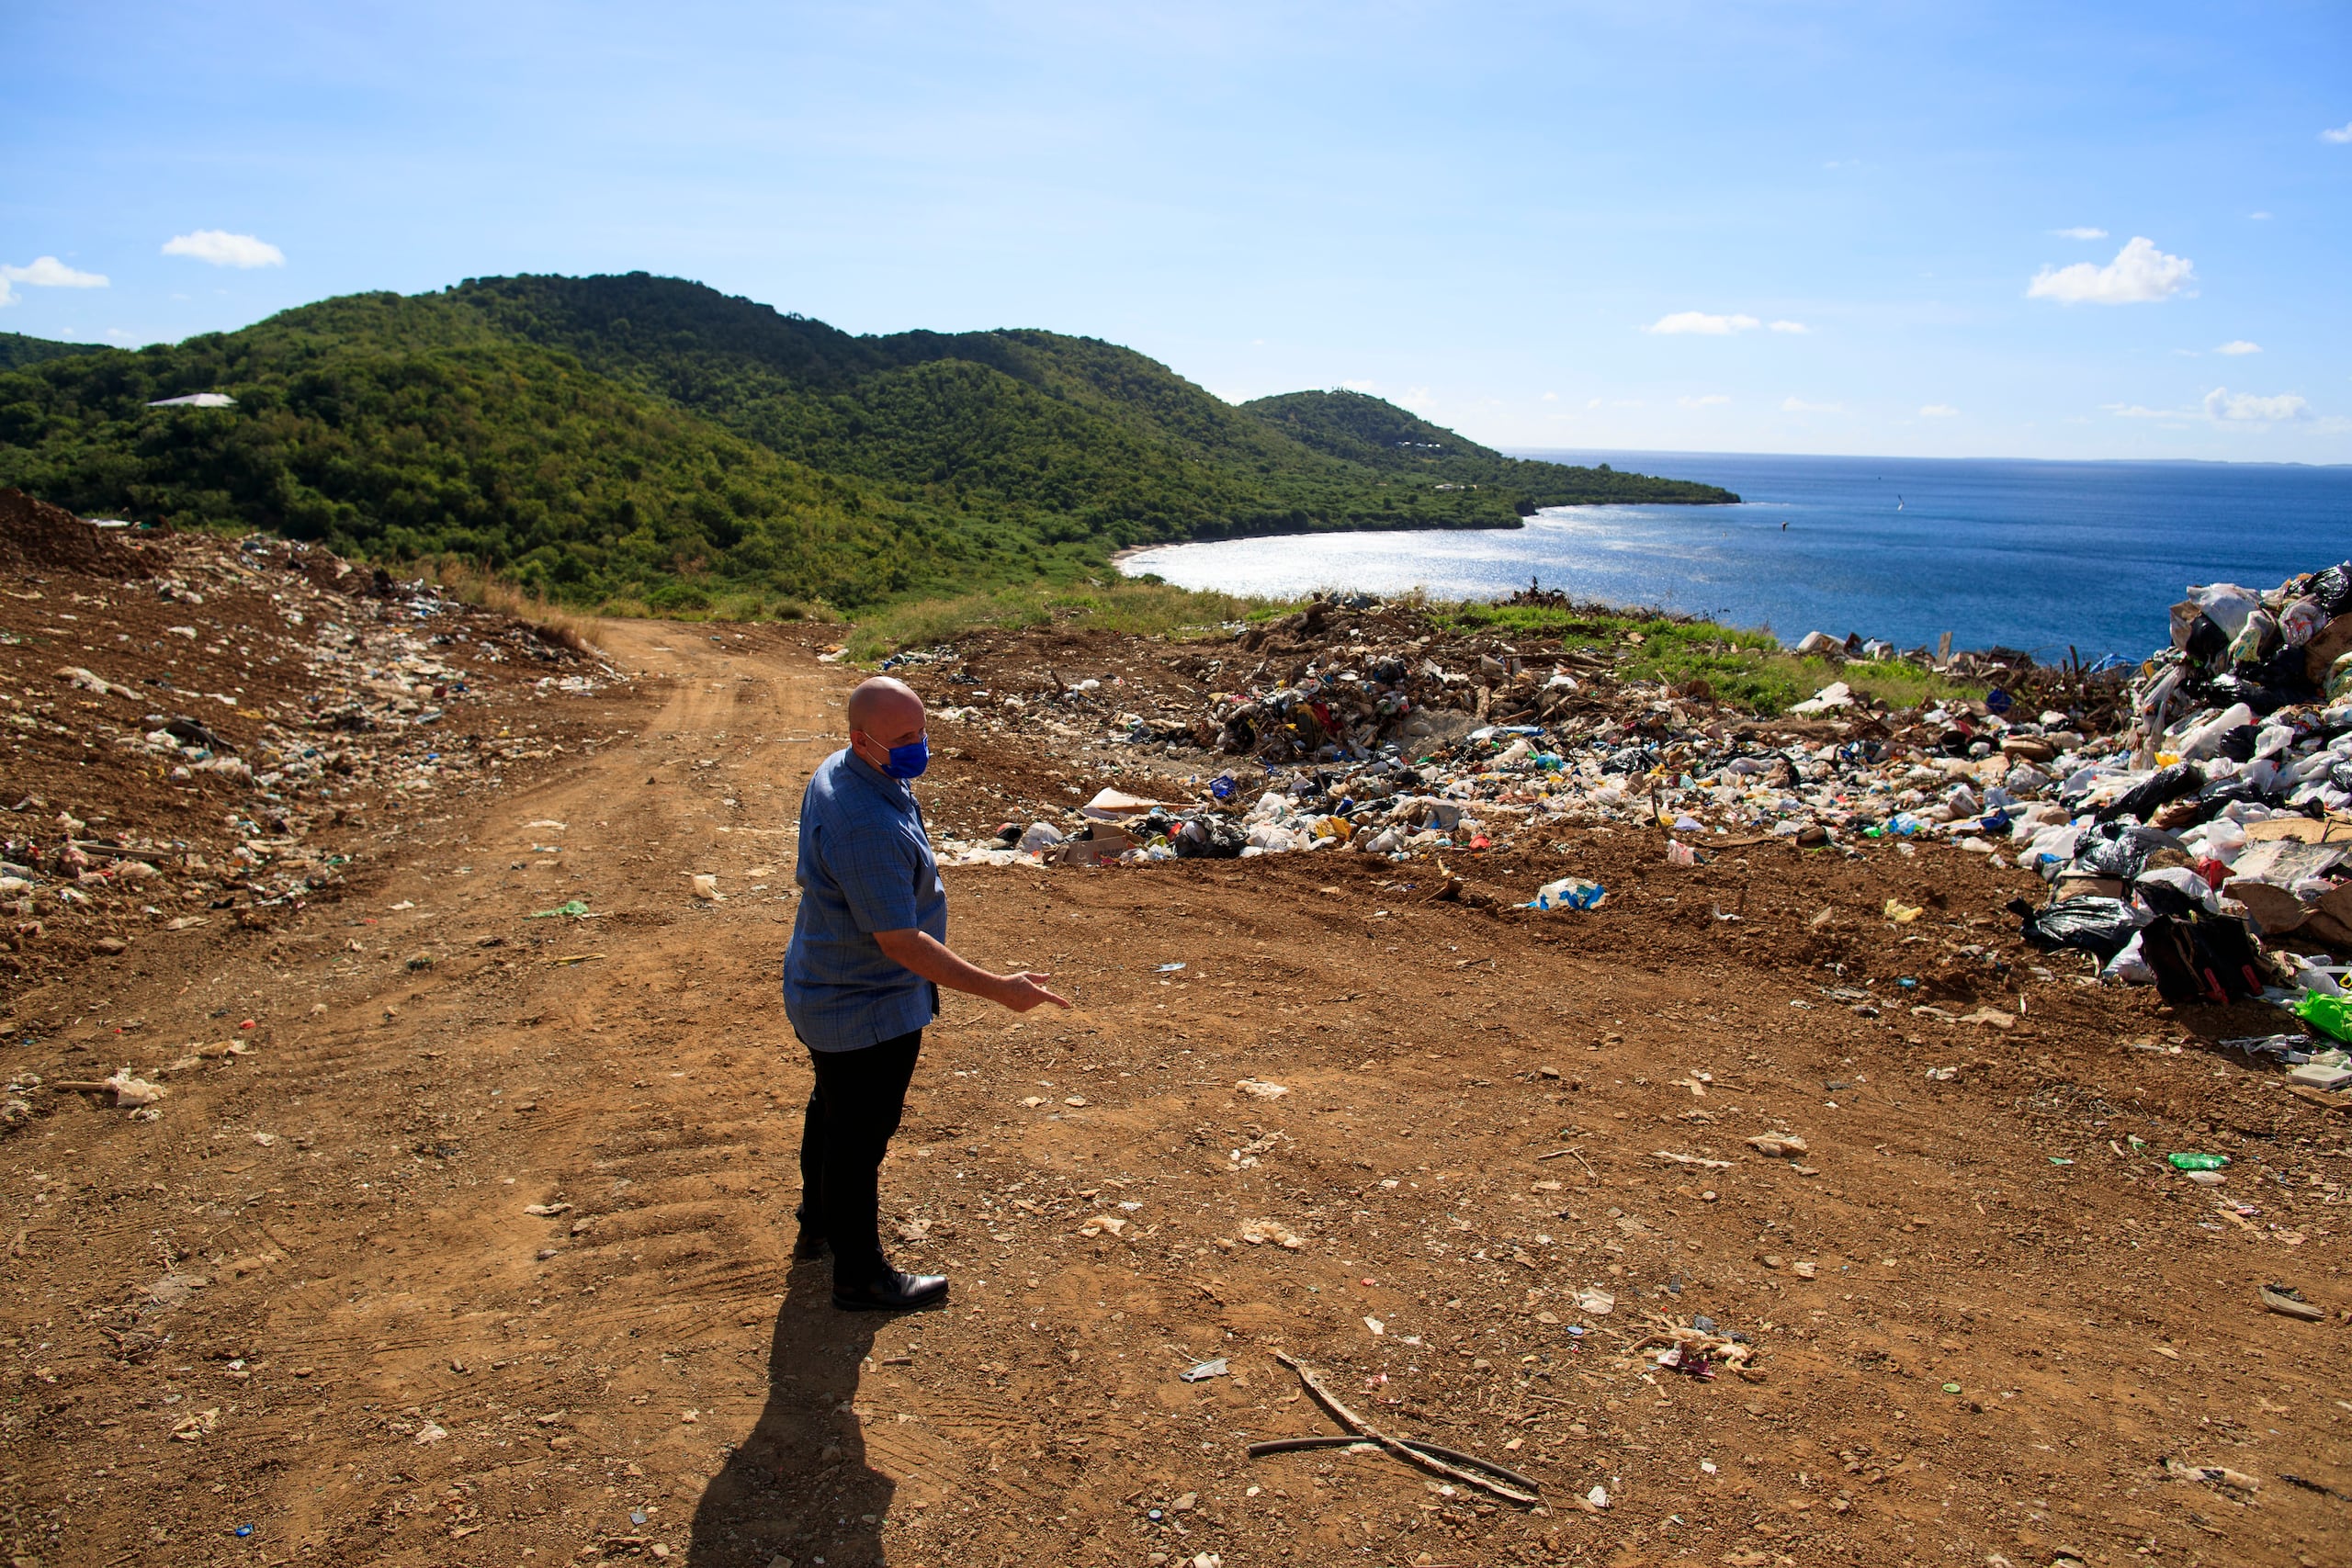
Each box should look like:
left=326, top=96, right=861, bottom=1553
left=782, top=749, right=948, bottom=1052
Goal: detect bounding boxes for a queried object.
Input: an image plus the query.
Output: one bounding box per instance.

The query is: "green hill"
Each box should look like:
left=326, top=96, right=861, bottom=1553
left=1240, top=389, right=1730, bottom=504
left=0, top=275, right=1736, bottom=612
left=0, top=332, right=107, bottom=373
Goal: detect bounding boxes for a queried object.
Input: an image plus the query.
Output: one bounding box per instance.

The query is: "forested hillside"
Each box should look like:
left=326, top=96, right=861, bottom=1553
left=0, top=332, right=107, bottom=372
left=1241, top=389, right=1731, bottom=504
left=0, top=274, right=1735, bottom=611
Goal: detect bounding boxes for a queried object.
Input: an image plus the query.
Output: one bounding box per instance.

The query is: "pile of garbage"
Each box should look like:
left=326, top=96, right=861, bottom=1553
left=1992, top=564, right=2352, bottom=1003
left=929, top=574, right=2352, bottom=996
left=930, top=589, right=2131, bottom=869
left=2, top=512, right=628, bottom=975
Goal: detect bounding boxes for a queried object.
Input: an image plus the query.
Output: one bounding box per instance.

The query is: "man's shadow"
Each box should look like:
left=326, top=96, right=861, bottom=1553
left=686, top=1258, right=892, bottom=1566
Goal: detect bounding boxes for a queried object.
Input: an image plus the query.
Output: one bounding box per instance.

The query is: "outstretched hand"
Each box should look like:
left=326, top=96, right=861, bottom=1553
left=996, top=970, right=1073, bottom=1012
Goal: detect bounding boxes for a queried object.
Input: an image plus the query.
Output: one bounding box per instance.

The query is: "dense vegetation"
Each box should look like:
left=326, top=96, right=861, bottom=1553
left=0, top=332, right=106, bottom=372
left=0, top=274, right=1735, bottom=612
left=1242, top=389, right=1731, bottom=504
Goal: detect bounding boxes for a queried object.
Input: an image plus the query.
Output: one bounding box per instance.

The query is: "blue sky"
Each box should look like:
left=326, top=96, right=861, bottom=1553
left=4, top=1, right=2346, bottom=461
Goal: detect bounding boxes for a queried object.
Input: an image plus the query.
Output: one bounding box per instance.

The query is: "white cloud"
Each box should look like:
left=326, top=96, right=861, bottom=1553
left=1340, top=378, right=1378, bottom=392
left=2, top=255, right=108, bottom=288
left=1678, top=393, right=1732, bottom=409
left=2215, top=340, right=2262, bottom=355
left=1540, top=390, right=1557, bottom=401
left=2249, top=210, right=2273, bottom=220
left=1780, top=396, right=1840, bottom=412
left=2026, top=236, right=2196, bottom=305
left=162, top=230, right=286, bottom=268
left=1647, top=310, right=1760, bottom=335
left=2049, top=226, right=2108, bottom=240
left=0, top=279, right=13, bottom=308
left=2106, top=402, right=2189, bottom=421
left=2322, top=122, right=2352, bottom=144
left=1396, top=386, right=1435, bottom=411
left=1768, top=320, right=1810, bottom=334
left=1918, top=403, right=1961, bottom=418
left=2204, top=386, right=2310, bottom=423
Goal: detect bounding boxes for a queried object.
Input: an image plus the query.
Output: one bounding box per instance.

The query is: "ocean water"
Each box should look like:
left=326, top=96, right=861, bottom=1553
left=1121, top=452, right=2352, bottom=663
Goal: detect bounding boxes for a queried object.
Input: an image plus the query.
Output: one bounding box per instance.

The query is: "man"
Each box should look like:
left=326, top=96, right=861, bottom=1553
left=784, top=675, right=1069, bottom=1311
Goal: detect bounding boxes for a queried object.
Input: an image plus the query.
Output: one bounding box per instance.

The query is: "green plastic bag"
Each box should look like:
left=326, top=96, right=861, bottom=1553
left=2167, top=1152, right=2228, bottom=1171
left=2293, top=989, right=2352, bottom=1043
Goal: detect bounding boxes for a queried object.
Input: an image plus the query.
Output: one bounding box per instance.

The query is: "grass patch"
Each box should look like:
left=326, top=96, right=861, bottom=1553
left=417, top=557, right=609, bottom=655
left=1432, top=602, right=1984, bottom=715
left=842, top=579, right=1301, bottom=661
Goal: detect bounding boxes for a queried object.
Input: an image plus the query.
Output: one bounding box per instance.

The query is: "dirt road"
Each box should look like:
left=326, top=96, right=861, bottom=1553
left=6, top=621, right=2346, bottom=1568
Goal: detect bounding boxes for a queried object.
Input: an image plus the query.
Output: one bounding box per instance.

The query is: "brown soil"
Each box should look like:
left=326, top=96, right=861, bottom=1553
left=3, top=611, right=2347, bottom=1568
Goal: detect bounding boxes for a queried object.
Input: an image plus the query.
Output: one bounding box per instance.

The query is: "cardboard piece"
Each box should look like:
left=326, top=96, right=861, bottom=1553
left=1043, top=829, right=1136, bottom=867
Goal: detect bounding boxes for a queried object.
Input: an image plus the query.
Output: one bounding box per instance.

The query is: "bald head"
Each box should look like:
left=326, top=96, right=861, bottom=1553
left=847, top=676, right=924, bottom=740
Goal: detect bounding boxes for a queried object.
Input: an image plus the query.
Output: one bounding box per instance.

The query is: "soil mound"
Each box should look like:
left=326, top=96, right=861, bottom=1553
left=0, top=487, right=157, bottom=576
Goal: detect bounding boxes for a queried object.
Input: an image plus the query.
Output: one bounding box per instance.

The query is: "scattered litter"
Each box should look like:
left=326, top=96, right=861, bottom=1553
left=2258, top=1283, right=2325, bottom=1322
left=2165, top=1457, right=2259, bottom=1493
left=1576, top=1286, right=1616, bottom=1315
left=1628, top=1314, right=1759, bottom=1382
left=51, top=1069, right=167, bottom=1108
left=1234, top=1078, right=1290, bottom=1100
left=1179, top=1358, right=1229, bottom=1383
left=1240, top=1219, right=1305, bottom=1249
left=1744, top=1134, right=1809, bottom=1159
left=528, top=899, right=592, bottom=920
left=1529, top=877, right=1606, bottom=911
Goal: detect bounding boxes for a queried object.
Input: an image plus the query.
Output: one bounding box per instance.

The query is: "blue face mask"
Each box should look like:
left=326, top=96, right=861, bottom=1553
left=878, top=737, right=929, bottom=780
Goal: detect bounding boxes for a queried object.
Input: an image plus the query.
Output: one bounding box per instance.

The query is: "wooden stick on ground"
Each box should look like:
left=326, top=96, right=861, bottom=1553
left=1272, top=1349, right=1540, bottom=1506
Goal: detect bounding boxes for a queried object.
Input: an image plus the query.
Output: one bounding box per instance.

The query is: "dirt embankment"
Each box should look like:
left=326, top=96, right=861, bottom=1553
left=0, top=562, right=2345, bottom=1568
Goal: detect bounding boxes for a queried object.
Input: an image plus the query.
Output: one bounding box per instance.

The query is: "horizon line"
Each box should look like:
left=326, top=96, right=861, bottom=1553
left=1505, top=446, right=2352, bottom=471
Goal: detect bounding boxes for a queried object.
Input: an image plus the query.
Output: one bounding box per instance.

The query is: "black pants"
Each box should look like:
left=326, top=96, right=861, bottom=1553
left=798, top=1030, right=922, bottom=1287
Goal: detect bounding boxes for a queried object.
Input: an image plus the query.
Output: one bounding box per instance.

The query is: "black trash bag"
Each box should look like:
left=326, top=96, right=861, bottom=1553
left=2133, top=875, right=2211, bottom=920
left=2195, top=776, right=2281, bottom=821
left=2309, top=562, right=2352, bottom=616
left=1169, top=814, right=1248, bottom=859
left=2096, top=763, right=2206, bottom=825
left=2073, top=822, right=2184, bottom=879
left=2250, top=642, right=2321, bottom=705
left=1600, top=745, right=1653, bottom=775
left=2008, top=896, right=2140, bottom=962
left=2139, top=912, right=2266, bottom=1005
left=2328, top=760, right=2352, bottom=795
left=2181, top=614, right=2229, bottom=667
left=164, top=716, right=235, bottom=753
left=2214, top=725, right=2260, bottom=763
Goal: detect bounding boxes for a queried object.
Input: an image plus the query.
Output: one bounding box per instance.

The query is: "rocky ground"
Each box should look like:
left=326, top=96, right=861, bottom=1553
left=1, top=561, right=2346, bottom=1568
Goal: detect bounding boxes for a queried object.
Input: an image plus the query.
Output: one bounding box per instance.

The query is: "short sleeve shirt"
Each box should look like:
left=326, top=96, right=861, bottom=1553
left=782, top=749, right=948, bottom=1052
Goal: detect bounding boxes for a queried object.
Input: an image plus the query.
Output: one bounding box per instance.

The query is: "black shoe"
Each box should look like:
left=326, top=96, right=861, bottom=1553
left=832, top=1270, right=948, bottom=1313
left=792, top=1228, right=828, bottom=1262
